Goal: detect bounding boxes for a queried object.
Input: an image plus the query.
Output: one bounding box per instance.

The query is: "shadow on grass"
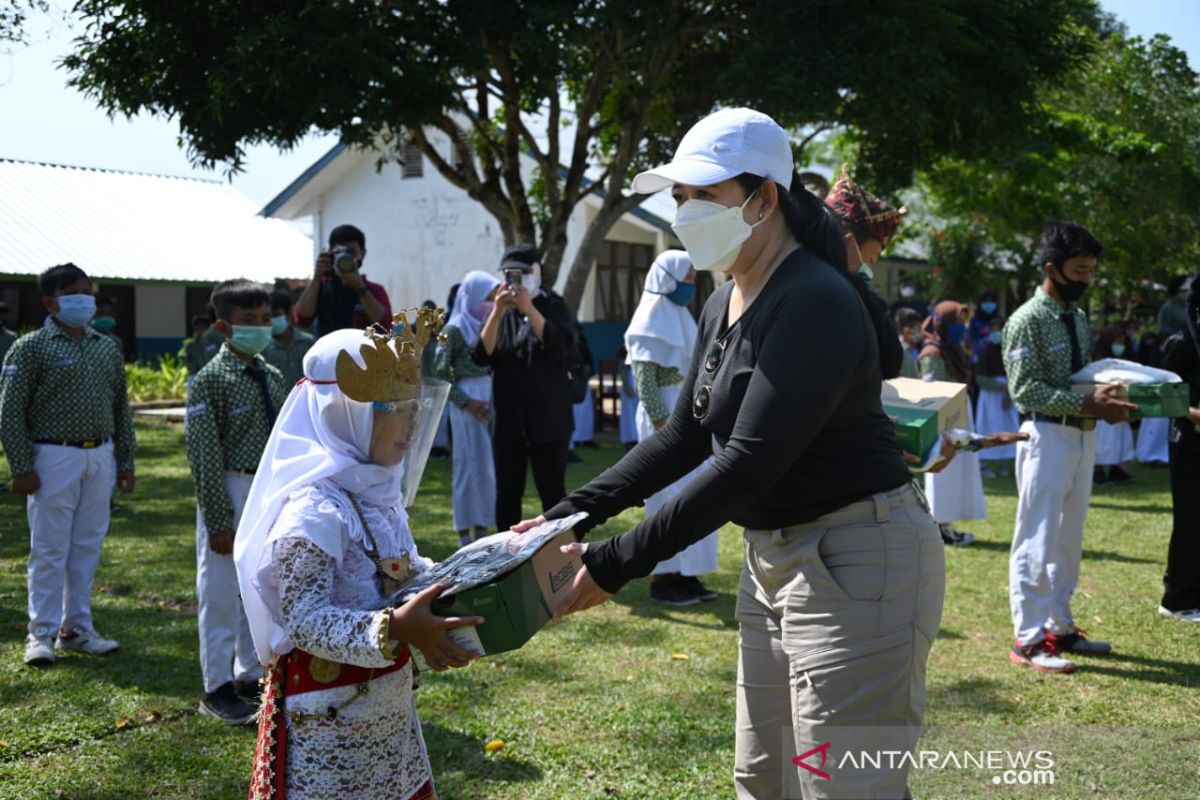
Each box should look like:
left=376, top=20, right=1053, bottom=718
left=609, top=585, right=739, bottom=633
left=1075, top=651, right=1200, bottom=686
left=1088, top=500, right=1175, bottom=514
left=956, top=538, right=1158, bottom=565
left=424, top=722, right=543, bottom=786
left=927, top=676, right=1018, bottom=716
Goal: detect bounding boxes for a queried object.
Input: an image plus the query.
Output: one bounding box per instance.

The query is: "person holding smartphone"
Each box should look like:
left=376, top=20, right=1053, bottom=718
left=294, top=224, right=392, bottom=334
left=473, top=243, right=579, bottom=532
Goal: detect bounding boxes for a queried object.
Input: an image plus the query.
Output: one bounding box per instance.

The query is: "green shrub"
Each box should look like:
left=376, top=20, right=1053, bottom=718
left=125, top=354, right=187, bottom=402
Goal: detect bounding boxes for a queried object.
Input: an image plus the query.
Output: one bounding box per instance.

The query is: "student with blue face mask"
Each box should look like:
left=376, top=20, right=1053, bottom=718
left=968, top=290, right=1001, bottom=364
left=919, top=301, right=986, bottom=546
left=262, top=291, right=315, bottom=388
left=1, top=263, right=136, bottom=668
left=1091, top=324, right=1137, bottom=485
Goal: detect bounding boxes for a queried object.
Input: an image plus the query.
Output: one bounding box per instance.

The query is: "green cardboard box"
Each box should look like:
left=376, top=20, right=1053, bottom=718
left=1071, top=382, right=1191, bottom=419
left=887, top=406, right=940, bottom=458
left=398, top=513, right=587, bottom=668
left=882, top=377, right=970, bottom=458
left=1127, top=383, right=1190, bottom=418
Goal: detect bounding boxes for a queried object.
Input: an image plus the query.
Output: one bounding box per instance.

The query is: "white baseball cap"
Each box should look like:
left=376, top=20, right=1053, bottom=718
left=632, top=107, right=794, bottom=195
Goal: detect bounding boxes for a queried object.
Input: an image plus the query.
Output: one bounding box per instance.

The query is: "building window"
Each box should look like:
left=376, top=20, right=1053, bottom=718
left=593, top=241, right=652, bottom=322
left=401, top=138, right=423, bottom=179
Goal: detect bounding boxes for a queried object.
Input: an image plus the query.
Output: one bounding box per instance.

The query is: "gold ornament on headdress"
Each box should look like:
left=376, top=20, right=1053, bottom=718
left=335, top=307, right=445, bottom=403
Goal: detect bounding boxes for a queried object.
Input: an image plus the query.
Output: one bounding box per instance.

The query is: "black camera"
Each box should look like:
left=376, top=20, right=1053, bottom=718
left=330, top=245, right=359, bottom=275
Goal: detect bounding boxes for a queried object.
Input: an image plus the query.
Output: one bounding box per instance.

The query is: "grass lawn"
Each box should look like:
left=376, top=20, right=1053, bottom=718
left=0, top=419, right=1197, bottom=799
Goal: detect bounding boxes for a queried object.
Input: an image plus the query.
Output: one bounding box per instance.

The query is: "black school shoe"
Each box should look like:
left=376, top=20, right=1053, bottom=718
left=1107, top=465, right=1134, bottom=483
left=650, top=577, right=700, bottom=607
left=199, top=682, right=257, bottom=725
left=233, top=678, right=262, bottom=709
left=677, top=575, right=718, bottom=601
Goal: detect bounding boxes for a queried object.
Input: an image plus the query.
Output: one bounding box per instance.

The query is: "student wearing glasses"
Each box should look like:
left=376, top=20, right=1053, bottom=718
left=513, top=108, right=944, bottom=799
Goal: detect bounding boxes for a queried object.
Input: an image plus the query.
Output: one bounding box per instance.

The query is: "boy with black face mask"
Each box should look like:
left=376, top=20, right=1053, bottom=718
left=1002, top=221, right=1135, bottom=674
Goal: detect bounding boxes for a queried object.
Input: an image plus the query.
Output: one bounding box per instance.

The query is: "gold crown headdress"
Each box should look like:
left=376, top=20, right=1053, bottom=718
left=335, top=307, right=445, bottom=403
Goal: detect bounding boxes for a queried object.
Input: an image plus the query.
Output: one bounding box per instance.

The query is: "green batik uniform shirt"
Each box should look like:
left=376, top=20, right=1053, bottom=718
left=432, top=325, right=492, bottom=409
left=186, top=345, right=287, bottom=533
left=1002, top=287, right=1091, bottom=417
left=262, top=329, right=315, bottom=387
left=0, top=323, right=136, bottom=476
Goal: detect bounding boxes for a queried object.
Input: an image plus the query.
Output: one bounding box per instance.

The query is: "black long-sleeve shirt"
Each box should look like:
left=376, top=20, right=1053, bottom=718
left=472, top=291, right=578, bottom=445
left=546, top=248, right=912, bottom=593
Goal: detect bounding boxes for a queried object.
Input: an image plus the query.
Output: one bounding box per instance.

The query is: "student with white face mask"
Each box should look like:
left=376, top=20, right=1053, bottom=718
left=512, top=108, right=944, bottom=799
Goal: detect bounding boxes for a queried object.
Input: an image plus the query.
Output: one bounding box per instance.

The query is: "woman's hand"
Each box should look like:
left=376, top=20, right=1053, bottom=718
left=389, top=583, right=484, bottom=672
left=509, top=515, right=546, bottom=533
left=466, top=399, right=489, bottom=423
left=552, top=542, right=612, bottom=620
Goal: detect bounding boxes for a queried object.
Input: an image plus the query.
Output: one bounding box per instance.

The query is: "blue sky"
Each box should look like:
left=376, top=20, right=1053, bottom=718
left=0, top=1, right=1197, bottom=208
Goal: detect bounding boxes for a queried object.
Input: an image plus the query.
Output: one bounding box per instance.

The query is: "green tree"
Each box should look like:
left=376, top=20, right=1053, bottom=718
left=64, top=0, right=1101, bottom=310
left=1, top=1, right=47, bottom=44
left=922, top=32, right=1200, bottom=304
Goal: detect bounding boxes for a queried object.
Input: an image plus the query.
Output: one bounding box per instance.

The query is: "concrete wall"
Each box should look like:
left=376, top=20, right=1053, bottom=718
left=308, top=132, right=670, bottom=322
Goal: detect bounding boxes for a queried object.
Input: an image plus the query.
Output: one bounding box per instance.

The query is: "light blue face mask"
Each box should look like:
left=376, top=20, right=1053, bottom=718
left=1111, top=343, right=1126, bottom=357
left=54, top=294, right=96, bottom=329
left=229, top=325, right=273, bottom=355
left=980, top=301, right=998, bottom=315
left=271, top=315, right=290, bottom=336
left=92, top=316, right=117, bottom=333
left=989, top=330, right=1003, bottom=344
left=666, top=282, right=696, bottom=307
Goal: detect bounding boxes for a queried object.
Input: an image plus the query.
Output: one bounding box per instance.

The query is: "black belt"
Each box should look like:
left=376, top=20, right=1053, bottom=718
left=35, top=438, right=110, bottom=449
left=229, top=468, right=257, bottom=476
left=1021, top=413, right=1096, bottom=431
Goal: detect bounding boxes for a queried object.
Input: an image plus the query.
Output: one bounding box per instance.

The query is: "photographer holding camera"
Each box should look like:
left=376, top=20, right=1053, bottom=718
left=294, top=224, right=392, bottom=334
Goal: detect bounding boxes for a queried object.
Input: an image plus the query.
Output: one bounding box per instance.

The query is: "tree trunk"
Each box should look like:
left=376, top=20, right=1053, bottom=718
left=561, top=191, right=646, bottom=310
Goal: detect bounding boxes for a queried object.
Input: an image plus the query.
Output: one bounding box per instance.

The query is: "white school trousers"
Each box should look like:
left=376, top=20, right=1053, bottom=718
left=448, top=376, right=496, bottom=531
left=26, top=441, right=115, bottom=638
left=196, top=472, right=260, bottom=693
left=1009, top=420, right=1096, bottom=645
left=638, top=383, right=718, bottom=577
left=925, top=402, right=987, bottom=523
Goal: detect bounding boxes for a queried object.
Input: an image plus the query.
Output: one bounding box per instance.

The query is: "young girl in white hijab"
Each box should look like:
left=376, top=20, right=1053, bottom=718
left=234, top=317, right=482, bottom=800
left=434, top=270, right=502, bottom=545
left=624, top=250, right=719, bottom=605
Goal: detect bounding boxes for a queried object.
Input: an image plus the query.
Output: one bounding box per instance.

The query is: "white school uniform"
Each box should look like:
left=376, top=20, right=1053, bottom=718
left=639, top=383, right=718, bottom=577
left=619, top=392, right=640, bottom=445
left=1094, top=420, right=1135, bottom=466
left=1135, top=417, right=1170, bottom=463
left=26, top=442, right=116, bottom=638
left=195, top=473, right=260, bottom=693
left=925, top=402, right=987, bottom=523
left=1010, top=420, right=1096, bottom=644
left=975, top=378, right=1020, bottom=461
left=448, top=376, right=496, bottom=531
left=572, top=385, right=595, bottom=444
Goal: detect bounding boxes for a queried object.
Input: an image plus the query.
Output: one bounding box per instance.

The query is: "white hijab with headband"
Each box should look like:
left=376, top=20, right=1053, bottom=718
left=624, top=250, right=698, bottom=373
left=234, top=327, right=428, bottom=666
left=443, top=270, right=501, bottom=348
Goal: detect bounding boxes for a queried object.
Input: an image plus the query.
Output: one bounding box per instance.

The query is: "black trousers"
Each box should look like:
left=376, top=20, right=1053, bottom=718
left=492, top=421, right=570, bottom=533
left=1164, top=440, right=1200, bottom=611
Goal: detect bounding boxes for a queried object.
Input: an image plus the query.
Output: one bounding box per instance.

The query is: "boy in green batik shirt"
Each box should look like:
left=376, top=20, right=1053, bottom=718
left=262, top=291, right=315, bottom=387
left=186, top=279, right=287, bottom=724
left=0, top=263, right=136, bottom=668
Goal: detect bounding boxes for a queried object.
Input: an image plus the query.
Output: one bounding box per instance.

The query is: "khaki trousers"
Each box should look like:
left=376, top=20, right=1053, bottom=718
left=734, top=483, right=945, bottom=799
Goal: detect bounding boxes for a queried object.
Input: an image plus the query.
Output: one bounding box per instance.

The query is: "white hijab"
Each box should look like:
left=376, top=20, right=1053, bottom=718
left=624, top=250, right=698, bottom=372
left=444, top=270, right=501, bottom=348
left=234, top=328, right=416, bottom=665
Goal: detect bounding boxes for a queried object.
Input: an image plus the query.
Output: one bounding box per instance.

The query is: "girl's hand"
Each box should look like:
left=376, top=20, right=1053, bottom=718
left=551, top=542, right=612, bottom=620
left=389, top=583, right=484, bottom=672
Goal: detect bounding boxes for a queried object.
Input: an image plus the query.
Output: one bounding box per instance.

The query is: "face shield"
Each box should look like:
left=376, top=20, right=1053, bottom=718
left=392, top=376, right=451, bottom=507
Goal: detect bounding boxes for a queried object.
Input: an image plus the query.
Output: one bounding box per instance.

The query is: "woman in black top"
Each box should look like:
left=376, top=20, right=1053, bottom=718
left=515, top=108, right=945, bottom=798
left=473, top=243, right=579, bottom=532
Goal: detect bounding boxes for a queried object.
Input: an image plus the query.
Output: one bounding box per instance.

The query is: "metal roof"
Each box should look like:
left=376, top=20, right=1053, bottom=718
left=0, top=159, right=311, bottom=284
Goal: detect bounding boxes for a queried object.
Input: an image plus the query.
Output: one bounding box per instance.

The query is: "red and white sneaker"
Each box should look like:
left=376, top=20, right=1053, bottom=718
left=1044, top=628, right=1111, bottom=656
left=1009, top=639, right=1076, bottom=674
